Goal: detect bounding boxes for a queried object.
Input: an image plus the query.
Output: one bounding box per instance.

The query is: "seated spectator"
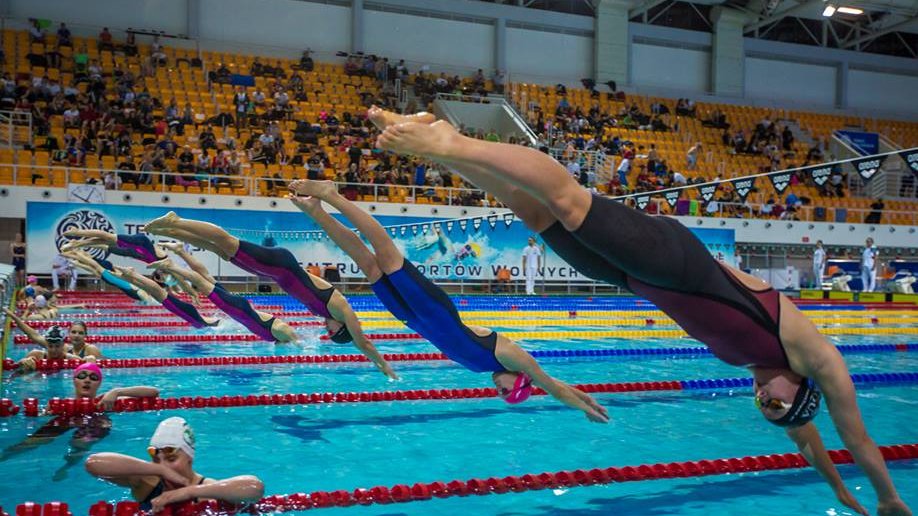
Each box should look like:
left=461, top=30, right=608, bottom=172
left=56, top=23, right=72, bottom=47
left=299, top=49, right=314, bottom=72
left=492, top=266, right=512, bottom=293
left=675, top=98, right=695, bottom=117
left=29, top=19, right=45, bottom=43
left=782, top=125, right=795, bottom=151
left=865, top=198, right=885, bottom=224
left=198, top=125, right=217, bottom=152
left=98, top=27, right=114, bottom=51
left=124, top=30, right=138, bottom=56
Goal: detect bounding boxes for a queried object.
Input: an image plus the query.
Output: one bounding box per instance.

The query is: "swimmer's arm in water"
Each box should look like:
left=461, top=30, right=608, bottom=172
left=85, top=452, right=188, bottom=492
left=97, top=386, right=160, bottom=411
left=3, top=307, right=48, bottom=347
left=148, top=475, right=265, bottom=510
left=494, top=336, right=609, bottom=423
left=787, top=423, right=868, bottom=516
left=804, top=339, right=910, bottom=514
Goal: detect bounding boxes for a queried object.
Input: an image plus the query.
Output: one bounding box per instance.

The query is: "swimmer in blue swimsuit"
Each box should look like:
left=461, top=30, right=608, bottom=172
left=372, top=109, right=910, bottom=515
left=86, top=417, right=264, bottom=511
left=146, top=255, right=297, bottom=343
left=288, top=179, right=607, bottom=423
left=62, top=250, right=157, bottom=305
left=113, top=266, right=221, bottom=329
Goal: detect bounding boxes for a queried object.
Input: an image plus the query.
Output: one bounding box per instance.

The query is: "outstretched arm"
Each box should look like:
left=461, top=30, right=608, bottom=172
left=337, top=304, right=397, bottom=379
left=85, top=452, right=187, bottom=489
left=96, top=386, right=160, bottom=411
left=149, top=475, right=265, bottom=511
left=3, top=307, right=47, bottom=347
left=787, top=423, right=868, bottom=515
left=494, top=336, right=609, bottom=423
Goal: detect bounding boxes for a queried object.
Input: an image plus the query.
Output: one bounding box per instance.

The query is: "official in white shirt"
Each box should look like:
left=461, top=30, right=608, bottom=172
left=51, top=253, right=78, bottom=290
left=861, top=238, right=877, bottom=292
left=521, top=237, right=542, bottom=295
left=813, top=240, right=826, bottom=289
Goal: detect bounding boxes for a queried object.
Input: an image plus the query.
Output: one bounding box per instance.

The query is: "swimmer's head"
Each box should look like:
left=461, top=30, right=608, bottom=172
left=24, top=286, right=35, bottom=298
left=753, top=368, right=821, bottom=428
left=45, top=325, right=66, bottom=346
left=326, top=319, right=353, bottom=344
left=492, top=371, right=533, bottom=404
left=27, top=275, right=38, bottom=284
left=69, top=322, right=88, bottom=347
left=73, top=362, right=103, bottom=397
left=34, top=295, right=47, bottom=308
left=148, top=417, right=196, bottom=462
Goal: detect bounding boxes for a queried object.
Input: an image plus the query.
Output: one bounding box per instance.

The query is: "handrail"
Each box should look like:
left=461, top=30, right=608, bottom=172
left=707, top=201, right=917, bottom=225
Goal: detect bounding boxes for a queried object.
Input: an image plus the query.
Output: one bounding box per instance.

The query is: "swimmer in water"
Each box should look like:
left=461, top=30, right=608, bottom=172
left=288, top=179, right=607, bottom=422
left=0, top=363, right=159, bottom=480
left=3, top=307, right=102, bottom=361
left=143, top=213, right=396, bottom=378
left=85, top=417, right=264, bottom=512
left=146, top=258, right=296, bottom=343
left=113, top=266, right=220, bottom=329
left=372, top=107, right=910, bottom=516
left=9, top=324, right=81, bottom=372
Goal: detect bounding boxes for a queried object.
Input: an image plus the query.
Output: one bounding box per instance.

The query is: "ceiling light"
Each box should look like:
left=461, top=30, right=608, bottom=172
left=822, top=3, right=837, bottom=16
left=836, top=6, right=864, bottom=14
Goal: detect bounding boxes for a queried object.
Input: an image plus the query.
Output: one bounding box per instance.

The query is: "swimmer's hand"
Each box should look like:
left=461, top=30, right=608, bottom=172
left=379, top=362, right=399, bottom=381
left=834, top=487, right=868, bottom=516
left=18, top=357, right=37, bottom=373
left=573, top=388, right=609, bottom=423
left=96, top=389, right=120, bottom=411
left=878, top=498, right=912, bottom=516
left=149, top=484, right=193, bottom=512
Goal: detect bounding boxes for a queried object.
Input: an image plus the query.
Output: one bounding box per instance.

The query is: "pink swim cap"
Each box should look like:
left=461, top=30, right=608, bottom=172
left=27, top=275, right=38, bottom=283
left=503, top=373, right=533, bottom=404
left=74, top=362, right=103, bottom=381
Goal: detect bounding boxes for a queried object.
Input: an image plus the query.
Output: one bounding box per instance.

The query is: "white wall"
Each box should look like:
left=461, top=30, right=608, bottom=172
left=364, top=11, right=494, bottom=72
left=848, top=69, right=918, bottom=116
left=631, top=43, right=710, bottom=93
left=745, top=58, right=836, bottom=107
left=198, top=0, right=350, bottom=54
left=8, top=0, right=189, bottom=35
left=506, top=28, right=592, bottom=85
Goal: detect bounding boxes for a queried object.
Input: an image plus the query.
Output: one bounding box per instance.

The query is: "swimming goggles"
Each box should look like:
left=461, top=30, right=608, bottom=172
left=75, top=371, right=101, bottom=382
left=147, top=446, right=180, bottom=460
left=754, top=395, right=792, bottom=412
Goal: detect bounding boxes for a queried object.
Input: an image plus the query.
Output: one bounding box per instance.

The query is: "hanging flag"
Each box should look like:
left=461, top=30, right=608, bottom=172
left=399, top=226, right=407, bottom=236
left=635, top=195, right=650, bottom=210
left=421, top=225, right=429, bottom=235
left=486, top=214, right=498, bottom=230
left=472, top=218, right=482, bottom=231
left=663, top=190, right=680, bottom=208
left=768, top=171, right=793, bottom=194
left=851, top=155, right=888, bottom=183
left=389, top=227, right=397, bottom=237
left=503, top=213, right=515, bottom=227
left=411, top=224, right=419, bottom=236
left=808, top=165, right=833, bottom=186
left=731, top=177, right=756, bottom=201
left=446, top=221, right=454, bottom=233
left=698, top=182, right=718, bottom=202
left=899, top=149, right=918, bottom=176
left=458, top=220, right=468, bottom=232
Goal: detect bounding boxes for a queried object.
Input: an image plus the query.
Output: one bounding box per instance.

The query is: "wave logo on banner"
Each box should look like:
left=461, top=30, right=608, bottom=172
left=852, top=155, right=887, bottom=182
left=769, top=172, right=792, bottom=194
left=55, top=210, right=115, bottom=259
left=698, top=182, right=718, bottom=203
left=809, top=165, right=832, bottom=186
left=635, top=194, right=651, bottom=210
left=663, top=190, right=680, bottom=208
left=732, top=177, right=756, bottom=201
left=900, top=149, right=918, bottom=176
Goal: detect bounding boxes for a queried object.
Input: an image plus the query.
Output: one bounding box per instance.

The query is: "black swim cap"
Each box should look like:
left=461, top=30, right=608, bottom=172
left=329, top=325, right=353, bottom=344
left=45, top=325, right=66, bottom=344
left=770, top=377, right=821, bottom=428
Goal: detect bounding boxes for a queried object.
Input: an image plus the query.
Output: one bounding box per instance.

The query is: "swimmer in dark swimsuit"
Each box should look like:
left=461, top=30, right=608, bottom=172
left=113, top=266, right=221, bottom=329
left=373, top=108, right=910, bottom=516
left=10, top=232, right=26, bottom=285
left=0, top=363, right=158, bottom=480
left=288, top=179, right=607, bottom=423
left=146, top=257, right=296, bottom=343
left=4, top=319, right=82, bottom=372
left=63, top=229, right=167, bottom=263
left=62, top=250, right=157, bottom=305
left=143, top=214, right=396, bottom=378
left=85, top=417, right=264, bottom=512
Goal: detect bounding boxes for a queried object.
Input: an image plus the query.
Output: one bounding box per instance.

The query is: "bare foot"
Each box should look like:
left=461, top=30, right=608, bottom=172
left=286, top=193, right=324, bottom=214
left=144, top=211, right=180, bottom=234
left=377, top=120, right=460, bottom=159
left=288, top=179, right=337, bottom=199
left=147, top=258, right=174, bottom=270
left=367, top=105, right=436, bottom=131
left=159, top=242, right=186, bottom=254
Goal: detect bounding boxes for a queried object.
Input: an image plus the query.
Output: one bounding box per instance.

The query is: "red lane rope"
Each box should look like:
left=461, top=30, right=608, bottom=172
left=10, top=443, right=918, bottom=515
left=13, top=332, right=423, bottom=344
left=19, top=320, right=327, bottom=329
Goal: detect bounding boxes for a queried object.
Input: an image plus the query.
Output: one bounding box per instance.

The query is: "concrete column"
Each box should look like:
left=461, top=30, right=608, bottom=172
left=186, top=0, right=200, bottom=39
left=351, top=0, right=364, bottom=53
left=0, top=0, right=10, bottom=18
left=836, top=60, right=848, bottom=109
left=710, top=6, right=745, bottom=96
left=495, top=17, right=506, bottom=77
left=594, top=0, right=629, bottom=87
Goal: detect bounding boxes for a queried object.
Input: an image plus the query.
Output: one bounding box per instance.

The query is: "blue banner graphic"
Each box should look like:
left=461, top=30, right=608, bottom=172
left=836, top=130, right=880, bottom=156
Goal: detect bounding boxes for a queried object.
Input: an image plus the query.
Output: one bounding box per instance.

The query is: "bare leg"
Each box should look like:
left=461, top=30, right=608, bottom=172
left=144, top=212, right=241, bottom=259
left=114, top=267, right=167, bottom=302
left=152, top=228, right=234, bottom=261
left=288, top=180, right=404, bottom=274
left=378, top=121, right=591, bottom=231
left=288, top=194, right=383, bottom=282
left=160, top=242, right=215, bottom=283
left=149, top=259, right=216, bottom=296
left=63, top=230, right=118, bottom=245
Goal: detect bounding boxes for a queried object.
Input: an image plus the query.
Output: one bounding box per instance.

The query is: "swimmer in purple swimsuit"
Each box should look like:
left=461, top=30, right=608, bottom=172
left=63, top=229, right=167, bottom=263
left=113, top=267, right=220, bottom=329
left=143, top=212, right=395, bottom=378
left=288, top=179, right=608, bottom=423
left=147, top=256, right=296, bottom=343
left=372, top=107, right=910, bottom=516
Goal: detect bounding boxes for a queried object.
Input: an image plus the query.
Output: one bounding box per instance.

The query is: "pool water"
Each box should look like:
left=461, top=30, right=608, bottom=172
left=1, top=295, right=917, bottom=515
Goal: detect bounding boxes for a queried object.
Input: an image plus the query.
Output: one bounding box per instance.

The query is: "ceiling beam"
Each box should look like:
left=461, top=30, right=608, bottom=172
left=841, top=15, right=918, bottom=48
left=744, top=0, right=814, bottom=33
left=628, top=0, right=671, bottom=19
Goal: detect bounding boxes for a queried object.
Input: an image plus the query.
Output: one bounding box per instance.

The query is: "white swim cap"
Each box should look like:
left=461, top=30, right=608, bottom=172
left=148, top=417, right=196, bottom=459
left=34, top=295, right=47, bottom=308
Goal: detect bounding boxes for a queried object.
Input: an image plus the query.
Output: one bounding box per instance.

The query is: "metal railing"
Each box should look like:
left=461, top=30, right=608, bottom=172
left=708, top=202, right=918, bottom=225
left=0, top=162, right=494, bottom=206
left=0, top=263, right=16, bottom=373
left=0, top=110, right=33, bottom=147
